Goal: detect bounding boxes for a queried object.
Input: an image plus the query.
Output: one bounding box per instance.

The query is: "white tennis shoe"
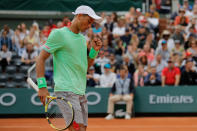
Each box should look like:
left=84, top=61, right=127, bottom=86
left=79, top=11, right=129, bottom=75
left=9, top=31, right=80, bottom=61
left=125, top=113, right=131, bottom=120
left=105, top=114, right=114, bottom=120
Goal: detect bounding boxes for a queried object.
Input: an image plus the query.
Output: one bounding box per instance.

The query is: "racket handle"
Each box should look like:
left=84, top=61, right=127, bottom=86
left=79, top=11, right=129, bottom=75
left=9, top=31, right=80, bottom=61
left=27, top=77, right=39, bottom=92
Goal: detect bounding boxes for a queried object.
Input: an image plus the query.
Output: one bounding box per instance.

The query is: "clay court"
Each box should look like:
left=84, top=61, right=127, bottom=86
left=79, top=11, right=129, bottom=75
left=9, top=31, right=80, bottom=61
left=0, top=117, right=197, bottom=131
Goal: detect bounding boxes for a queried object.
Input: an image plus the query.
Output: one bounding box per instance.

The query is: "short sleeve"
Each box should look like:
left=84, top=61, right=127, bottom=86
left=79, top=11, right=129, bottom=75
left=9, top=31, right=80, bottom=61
left=42, top=29, right=64, bottom=54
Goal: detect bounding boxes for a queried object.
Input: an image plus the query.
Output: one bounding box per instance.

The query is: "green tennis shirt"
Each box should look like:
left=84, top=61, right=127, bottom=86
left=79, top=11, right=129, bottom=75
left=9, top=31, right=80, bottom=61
left=43, top=27, right=88, bottom=95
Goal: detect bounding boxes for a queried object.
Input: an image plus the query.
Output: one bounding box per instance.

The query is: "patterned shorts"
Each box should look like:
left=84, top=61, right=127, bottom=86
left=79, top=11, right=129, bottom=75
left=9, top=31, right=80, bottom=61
left=55, top=91, right=88, bottom=126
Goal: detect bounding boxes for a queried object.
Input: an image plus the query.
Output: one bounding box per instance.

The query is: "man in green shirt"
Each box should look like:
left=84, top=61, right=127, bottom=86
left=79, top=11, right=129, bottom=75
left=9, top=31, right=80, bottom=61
left=36, top=5, right=102, bottom=131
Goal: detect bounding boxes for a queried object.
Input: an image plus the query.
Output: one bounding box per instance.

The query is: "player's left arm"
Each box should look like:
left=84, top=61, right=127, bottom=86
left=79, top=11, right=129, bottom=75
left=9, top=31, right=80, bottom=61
left=87, top=37, right=102, bottom=69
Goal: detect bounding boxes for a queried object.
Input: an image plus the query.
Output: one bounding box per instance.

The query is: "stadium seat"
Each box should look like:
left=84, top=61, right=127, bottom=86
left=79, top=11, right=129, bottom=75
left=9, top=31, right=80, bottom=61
left=19, top=65, right=30, bottom=74
left=13, top=58, right=22, bottom=67
left=6, top=81, right=16, bottom=88
left=11, top=51, right=20, bottom=59
left=21, top=81, right=29, bottom=88
left=5, top=65, right=17, bottom=74
left=0, top=74, right=8, bottom=82
left=13, top=73, right=25, bottom=82
left=0, top=82, right=6, bottom=88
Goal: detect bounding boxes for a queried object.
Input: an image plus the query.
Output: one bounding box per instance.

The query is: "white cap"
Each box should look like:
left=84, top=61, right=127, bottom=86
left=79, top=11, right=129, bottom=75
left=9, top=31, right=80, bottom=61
left=72, top=5, right=101, bottom=20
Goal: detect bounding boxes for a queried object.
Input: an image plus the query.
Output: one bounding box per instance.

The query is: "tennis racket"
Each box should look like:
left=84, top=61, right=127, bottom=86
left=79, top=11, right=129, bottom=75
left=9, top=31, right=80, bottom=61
left=27, top=64, right=74, bottom=130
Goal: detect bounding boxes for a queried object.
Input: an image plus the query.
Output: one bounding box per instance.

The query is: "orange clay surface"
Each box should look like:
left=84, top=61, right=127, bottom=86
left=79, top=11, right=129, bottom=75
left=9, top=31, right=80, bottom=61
left=0, top=117, right=197, bottom=131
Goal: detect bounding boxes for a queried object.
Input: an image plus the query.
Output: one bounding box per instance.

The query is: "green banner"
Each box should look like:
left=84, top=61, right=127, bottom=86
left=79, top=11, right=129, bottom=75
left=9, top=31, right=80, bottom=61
left=0, top=0, right=142, bottom=11
left=0, top=86, right=197, bottom=114
left=134, top=86, right=197, bottom=113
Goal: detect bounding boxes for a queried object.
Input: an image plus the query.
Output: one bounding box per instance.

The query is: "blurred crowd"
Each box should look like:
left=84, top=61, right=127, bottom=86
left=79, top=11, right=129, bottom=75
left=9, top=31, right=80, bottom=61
left=0, top=0, right=197, bottom=88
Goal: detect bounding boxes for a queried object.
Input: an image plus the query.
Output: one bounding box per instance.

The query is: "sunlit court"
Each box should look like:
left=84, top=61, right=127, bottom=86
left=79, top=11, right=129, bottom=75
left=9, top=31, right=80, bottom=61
left=1, top=117, right=197, bottom=131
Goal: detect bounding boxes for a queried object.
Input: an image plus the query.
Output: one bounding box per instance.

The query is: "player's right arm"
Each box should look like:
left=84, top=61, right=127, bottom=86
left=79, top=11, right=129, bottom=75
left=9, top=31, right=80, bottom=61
left=36, top=50, right=50, bottom=105
left=36, top=29, right=64, bottom=105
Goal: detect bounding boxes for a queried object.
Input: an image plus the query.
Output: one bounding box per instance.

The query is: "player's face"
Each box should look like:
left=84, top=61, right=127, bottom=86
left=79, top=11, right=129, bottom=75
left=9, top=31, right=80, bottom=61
left=78, top=15, right=94, bottom=32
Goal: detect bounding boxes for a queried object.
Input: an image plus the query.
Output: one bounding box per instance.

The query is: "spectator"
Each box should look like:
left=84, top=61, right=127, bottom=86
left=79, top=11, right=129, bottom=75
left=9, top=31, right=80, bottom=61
left=129, top=16, right=140, bottom=33
left=101, top=38, right=114, bottom=55
left=145, top=32, right=157, bottom=49
left=12, top=28, right=21, bottom=53
left=18, top=39, right=26, bottom=57
left=138, top=55, right=149, bottom=71
left=109, top=53, right=119, bottom=73
left=174, top=8, right=189, bottom=26
left=42, top=25, right=50, bottom=37
left=155, top=40, right=170, bottom=62
left=182, top=0, right=192, bottom=12
left=94, top=50, right=110, bottom=74
left=21, top=43, right=38, bottom=65
left=0, top=30, right=12, bottom=51
left=100, top=27, right=109, bottom=40
left=144, top=65, right=161, bottom=86
left=158, top=30, right=175, bottom=51
left=172, top=25, right=185, bottom=45
left=61, top=16, right=71, bottom=27
left=100, top=12, right=107, bottom=26
left=104, top=15, right=114, bottom=32
left=105, top=66, right=134, bottom=120
left=187, top=40, right=197, bottom=58
left=0, top=44, right=12, bottom=72
left=133, top=64, right=148, bottom=87
left=137, top=26, right=148, bottom=48
left=87, top=66, right=100, bottom=87
left=114, top=39, right=125, bottom=57
left=125, top=7, right=136, bottom=23
left=126, top=40, right=138, bottom=64
left=24, top=27, right=39, bottom=47
left=112, top=18, right=126, bottom=39
left=0, top=25, right=14, bottom=39
left=181, top=52, right=197, bottom=72
left=111, top=12, right=118, bottom=23
left=171, top=40, right=184, bottom=58
left=122, top=55, right=135, bottom=76
left=180, top=59, right=197, bottom=85
left=185, top=18, right=197, bottom=40
left=145, top=4, right=160, bottom=18
left=120, top=28, right=132, bottom=46
left=92, top=23, right=102, bottom=34
left=161, top=59, right=181, bottom=87
left=138, top=44, right=154, bottom=63
left=190, top=4, right=197, bottom=19
left=151, top=53, right=168, bottom=75
left=99, top=64, right=116, bottom=88
left=32, top=22, right=40, bottom=39
left=20, top=23, right=29, bottom=40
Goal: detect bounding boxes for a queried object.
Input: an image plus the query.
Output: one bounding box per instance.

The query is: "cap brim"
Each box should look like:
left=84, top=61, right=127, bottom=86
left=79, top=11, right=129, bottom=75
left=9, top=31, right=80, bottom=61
left=89, top=14, right=101, bottom=20
left=72, top=12, right=76, bottom=15
left=72, top=12, right=101, bottom=20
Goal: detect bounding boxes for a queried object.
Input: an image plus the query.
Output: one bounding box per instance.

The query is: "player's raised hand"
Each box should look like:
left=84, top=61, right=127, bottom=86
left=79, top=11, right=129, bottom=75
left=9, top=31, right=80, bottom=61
left=91, top=35, right=102, bottom=51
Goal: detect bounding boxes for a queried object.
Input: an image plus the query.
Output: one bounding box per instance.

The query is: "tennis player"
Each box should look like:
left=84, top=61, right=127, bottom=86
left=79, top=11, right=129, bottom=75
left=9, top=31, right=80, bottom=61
left=36, top=5, right=102, bottom=131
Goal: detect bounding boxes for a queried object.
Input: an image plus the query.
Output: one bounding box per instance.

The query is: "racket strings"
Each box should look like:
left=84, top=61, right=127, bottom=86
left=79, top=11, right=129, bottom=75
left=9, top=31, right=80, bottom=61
left=47, top=99, right=73, bottom=130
